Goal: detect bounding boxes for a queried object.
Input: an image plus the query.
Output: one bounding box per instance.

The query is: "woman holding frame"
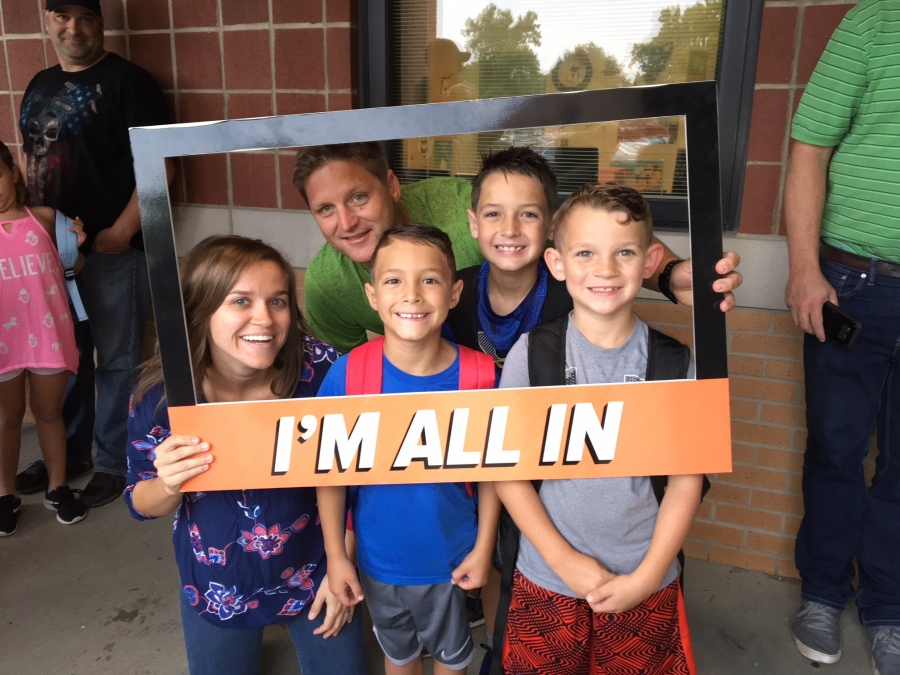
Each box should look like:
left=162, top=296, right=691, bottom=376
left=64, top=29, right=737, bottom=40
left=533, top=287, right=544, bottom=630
left=124, top=235, right=366, bottom=675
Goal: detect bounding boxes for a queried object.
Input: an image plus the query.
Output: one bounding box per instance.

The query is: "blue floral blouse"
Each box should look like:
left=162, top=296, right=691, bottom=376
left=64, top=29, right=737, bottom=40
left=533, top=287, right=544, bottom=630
left=124, top=336, right=340, bottom=629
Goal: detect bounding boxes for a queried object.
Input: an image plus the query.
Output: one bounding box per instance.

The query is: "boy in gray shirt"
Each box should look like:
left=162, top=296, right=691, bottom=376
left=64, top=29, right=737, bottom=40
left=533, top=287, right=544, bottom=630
left=495, top=183, right=703, bottom=675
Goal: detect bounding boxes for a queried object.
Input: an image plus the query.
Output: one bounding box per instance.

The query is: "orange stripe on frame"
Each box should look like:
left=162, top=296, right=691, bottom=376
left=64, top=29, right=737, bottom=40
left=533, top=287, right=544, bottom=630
left=172, top=378, right=733, bottom=491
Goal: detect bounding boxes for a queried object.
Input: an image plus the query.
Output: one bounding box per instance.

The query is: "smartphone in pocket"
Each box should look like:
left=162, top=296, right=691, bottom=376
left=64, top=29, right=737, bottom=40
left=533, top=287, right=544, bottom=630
left=822, top=301, right=862, bottom=350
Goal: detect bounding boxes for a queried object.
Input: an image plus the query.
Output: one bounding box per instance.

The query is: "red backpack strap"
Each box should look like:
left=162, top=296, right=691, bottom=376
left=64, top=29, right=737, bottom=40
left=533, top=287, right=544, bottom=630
left=458, top=345, right=497, bottom=390
left=457, top=345, right=495, bottom=500
left=345, top=337, right=385, bottom=395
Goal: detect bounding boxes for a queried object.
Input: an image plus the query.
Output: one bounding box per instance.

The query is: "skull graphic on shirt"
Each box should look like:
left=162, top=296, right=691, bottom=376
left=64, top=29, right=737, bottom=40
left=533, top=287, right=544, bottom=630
left=22, top=81, right=102, bottom=205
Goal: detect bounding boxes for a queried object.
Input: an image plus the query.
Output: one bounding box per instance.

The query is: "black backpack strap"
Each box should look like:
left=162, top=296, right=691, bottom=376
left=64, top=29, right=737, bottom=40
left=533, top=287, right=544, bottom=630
left=645, top=328, right=708, bottom=498
left=494, top=318, right=567, bottom=674
left=645, top=327, right=708, bottom=588
left=646, top=327, right=691, bottom=381
left=649, top=473, right=711, bottom=505
left=492, top=513, right=518, bottom=675
left=649, top=471, right=708, bottom=589
left=527, top=315, right=568, bottom=388
left=445, top=265, right=482, bottom=351
left=539, top=275, right=574, bottom=323
left=491, top=479, right=543, bottom=675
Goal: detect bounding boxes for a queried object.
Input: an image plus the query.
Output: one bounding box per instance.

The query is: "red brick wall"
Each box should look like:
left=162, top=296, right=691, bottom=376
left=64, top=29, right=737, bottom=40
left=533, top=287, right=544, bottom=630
left=636, top=302, right=809, bottom=575
left=3, top=0, right=868, bottom=578
left=0, top=0, right=355, bottom=207
left=660, top=0, right=866, bottom=577
left=633, top=298, right=876, bottom=578
left=739, top=0, right=858, bottom=235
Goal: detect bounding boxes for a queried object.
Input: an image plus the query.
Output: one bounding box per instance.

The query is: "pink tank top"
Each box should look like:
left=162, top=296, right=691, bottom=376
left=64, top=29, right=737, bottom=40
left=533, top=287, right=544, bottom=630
left=0, top=207, right=79, bottom=375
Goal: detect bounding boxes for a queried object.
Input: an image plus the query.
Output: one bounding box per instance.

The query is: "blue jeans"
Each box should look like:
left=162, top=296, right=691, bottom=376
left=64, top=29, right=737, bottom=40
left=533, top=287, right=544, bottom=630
left=795, top=257, right=900, bottom=627
left=65, top=248, right=150, bottom=476
left=62, top=317, right=95, bottom=467
left=179, top=592, right=367, bottom=675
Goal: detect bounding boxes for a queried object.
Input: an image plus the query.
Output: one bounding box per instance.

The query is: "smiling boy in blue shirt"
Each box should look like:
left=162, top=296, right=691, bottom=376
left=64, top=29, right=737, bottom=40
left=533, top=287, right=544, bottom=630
left=317, top=223, right=499, bottom=675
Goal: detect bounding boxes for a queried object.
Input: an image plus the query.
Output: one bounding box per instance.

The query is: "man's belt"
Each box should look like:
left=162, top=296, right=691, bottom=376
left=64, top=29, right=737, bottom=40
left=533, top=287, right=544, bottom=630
left=820, top=242, right=900, bottom=279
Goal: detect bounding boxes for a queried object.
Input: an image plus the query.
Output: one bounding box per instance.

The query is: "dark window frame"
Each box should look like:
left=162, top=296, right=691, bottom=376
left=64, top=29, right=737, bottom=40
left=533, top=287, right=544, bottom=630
left=357, top=0, right=764, bottom=232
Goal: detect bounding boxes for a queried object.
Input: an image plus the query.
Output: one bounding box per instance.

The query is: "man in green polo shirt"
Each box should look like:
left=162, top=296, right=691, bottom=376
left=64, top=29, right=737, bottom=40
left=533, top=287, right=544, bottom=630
left=784, top=2, right=900, bottom=671
left=293, top=142, right=744, bottom=354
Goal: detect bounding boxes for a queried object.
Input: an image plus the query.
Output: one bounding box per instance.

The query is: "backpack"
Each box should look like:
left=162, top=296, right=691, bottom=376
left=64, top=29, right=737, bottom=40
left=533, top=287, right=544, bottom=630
left=55, top=211, right=88, bottom=322
left=345, top=336, right=496, bottom=394
left=490, top=316, right=709, bottom=675
left=343, top=336, right=496, bottom=509
left=445, top=264, right=573, bottom=355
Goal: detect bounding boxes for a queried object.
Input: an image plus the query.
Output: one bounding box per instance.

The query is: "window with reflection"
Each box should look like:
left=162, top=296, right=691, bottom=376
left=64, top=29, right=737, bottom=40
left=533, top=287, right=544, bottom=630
left=388, top=0, right=726, bottom=215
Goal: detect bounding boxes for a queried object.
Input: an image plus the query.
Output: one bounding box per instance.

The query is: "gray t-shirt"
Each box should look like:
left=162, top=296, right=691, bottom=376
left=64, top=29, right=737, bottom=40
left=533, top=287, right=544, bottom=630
left=498, top=315, right=693, bottom=598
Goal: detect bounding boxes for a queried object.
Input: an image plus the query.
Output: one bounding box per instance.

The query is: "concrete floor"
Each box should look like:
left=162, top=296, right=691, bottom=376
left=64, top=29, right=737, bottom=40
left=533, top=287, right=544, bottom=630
left=0, top=423, right=875, bottom=675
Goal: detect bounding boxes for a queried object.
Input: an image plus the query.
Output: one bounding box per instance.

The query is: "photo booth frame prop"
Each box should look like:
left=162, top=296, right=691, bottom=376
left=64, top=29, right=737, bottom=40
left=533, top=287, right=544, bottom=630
left=131, top=81, right=732, bottom=491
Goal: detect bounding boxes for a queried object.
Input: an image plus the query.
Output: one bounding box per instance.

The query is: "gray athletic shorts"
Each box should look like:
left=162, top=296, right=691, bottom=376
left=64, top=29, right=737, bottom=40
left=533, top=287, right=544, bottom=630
left=359, top=569, right=474, bottom=670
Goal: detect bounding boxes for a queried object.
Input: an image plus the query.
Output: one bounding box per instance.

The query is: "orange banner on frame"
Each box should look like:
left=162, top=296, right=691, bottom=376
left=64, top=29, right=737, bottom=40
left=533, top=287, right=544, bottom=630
left=174, top=378, right=732, bottom=491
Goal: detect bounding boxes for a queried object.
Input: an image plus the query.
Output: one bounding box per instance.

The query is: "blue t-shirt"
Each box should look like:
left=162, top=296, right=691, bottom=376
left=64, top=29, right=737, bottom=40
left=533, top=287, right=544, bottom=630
left=124, top=337, right=340, bottom=629
left=317, top=350, right=479, bottom=585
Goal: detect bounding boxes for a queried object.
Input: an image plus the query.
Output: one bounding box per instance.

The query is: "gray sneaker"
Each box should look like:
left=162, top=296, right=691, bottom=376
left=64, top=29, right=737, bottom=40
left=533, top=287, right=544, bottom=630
left=791, top=600, right=843, bottom=664
left=868, top=625, right=900, bottom=675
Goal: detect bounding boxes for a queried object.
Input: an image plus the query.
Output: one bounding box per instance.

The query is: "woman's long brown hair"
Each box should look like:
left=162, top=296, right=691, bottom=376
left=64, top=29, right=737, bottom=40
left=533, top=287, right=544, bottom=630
left=134, top=235, right=312, bottom=404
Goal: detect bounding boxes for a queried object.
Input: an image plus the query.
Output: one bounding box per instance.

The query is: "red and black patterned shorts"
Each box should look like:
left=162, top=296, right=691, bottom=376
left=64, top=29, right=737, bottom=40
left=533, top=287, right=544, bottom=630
left=502, top=570, right=696, bottom=675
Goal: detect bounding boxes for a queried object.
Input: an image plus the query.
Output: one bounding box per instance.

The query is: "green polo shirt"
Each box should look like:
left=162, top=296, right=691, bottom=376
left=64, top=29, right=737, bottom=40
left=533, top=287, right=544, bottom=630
left=791, top=0, right=900, bottom=263
left=304, top=177, right=484, bottom=352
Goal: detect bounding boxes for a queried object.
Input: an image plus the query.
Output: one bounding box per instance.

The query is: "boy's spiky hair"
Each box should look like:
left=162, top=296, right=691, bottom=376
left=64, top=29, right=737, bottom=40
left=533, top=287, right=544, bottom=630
left=471, top=146, right=558, bottom=215
left=551, top=182, right=653, bottom=246
left=371, top=222, right=457, bottom=279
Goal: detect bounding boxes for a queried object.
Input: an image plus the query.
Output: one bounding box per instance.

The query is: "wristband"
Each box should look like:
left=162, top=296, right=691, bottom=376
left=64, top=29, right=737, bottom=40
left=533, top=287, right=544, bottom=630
left=658, top=258, right=684, bottom=305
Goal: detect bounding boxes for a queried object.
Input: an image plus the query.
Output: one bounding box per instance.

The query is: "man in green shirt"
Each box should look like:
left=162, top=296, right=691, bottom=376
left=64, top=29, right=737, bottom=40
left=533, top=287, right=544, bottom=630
left=293, top=142, right=743, bottom=354
left=784, top=2, right=900, bottom=671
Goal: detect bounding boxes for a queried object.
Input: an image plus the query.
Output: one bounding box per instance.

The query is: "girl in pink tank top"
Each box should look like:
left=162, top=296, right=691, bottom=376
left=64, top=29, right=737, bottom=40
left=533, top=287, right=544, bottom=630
left=0, top=141, right=87, bottom=535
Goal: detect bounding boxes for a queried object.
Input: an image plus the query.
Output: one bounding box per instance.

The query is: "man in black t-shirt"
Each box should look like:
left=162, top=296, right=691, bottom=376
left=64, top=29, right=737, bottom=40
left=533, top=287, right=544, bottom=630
left=16, top=1, right=171, bottom=507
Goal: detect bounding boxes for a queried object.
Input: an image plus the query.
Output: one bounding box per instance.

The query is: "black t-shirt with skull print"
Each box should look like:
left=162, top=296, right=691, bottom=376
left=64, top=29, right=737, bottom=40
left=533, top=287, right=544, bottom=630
left=20, top=52, right=170, bottom=252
